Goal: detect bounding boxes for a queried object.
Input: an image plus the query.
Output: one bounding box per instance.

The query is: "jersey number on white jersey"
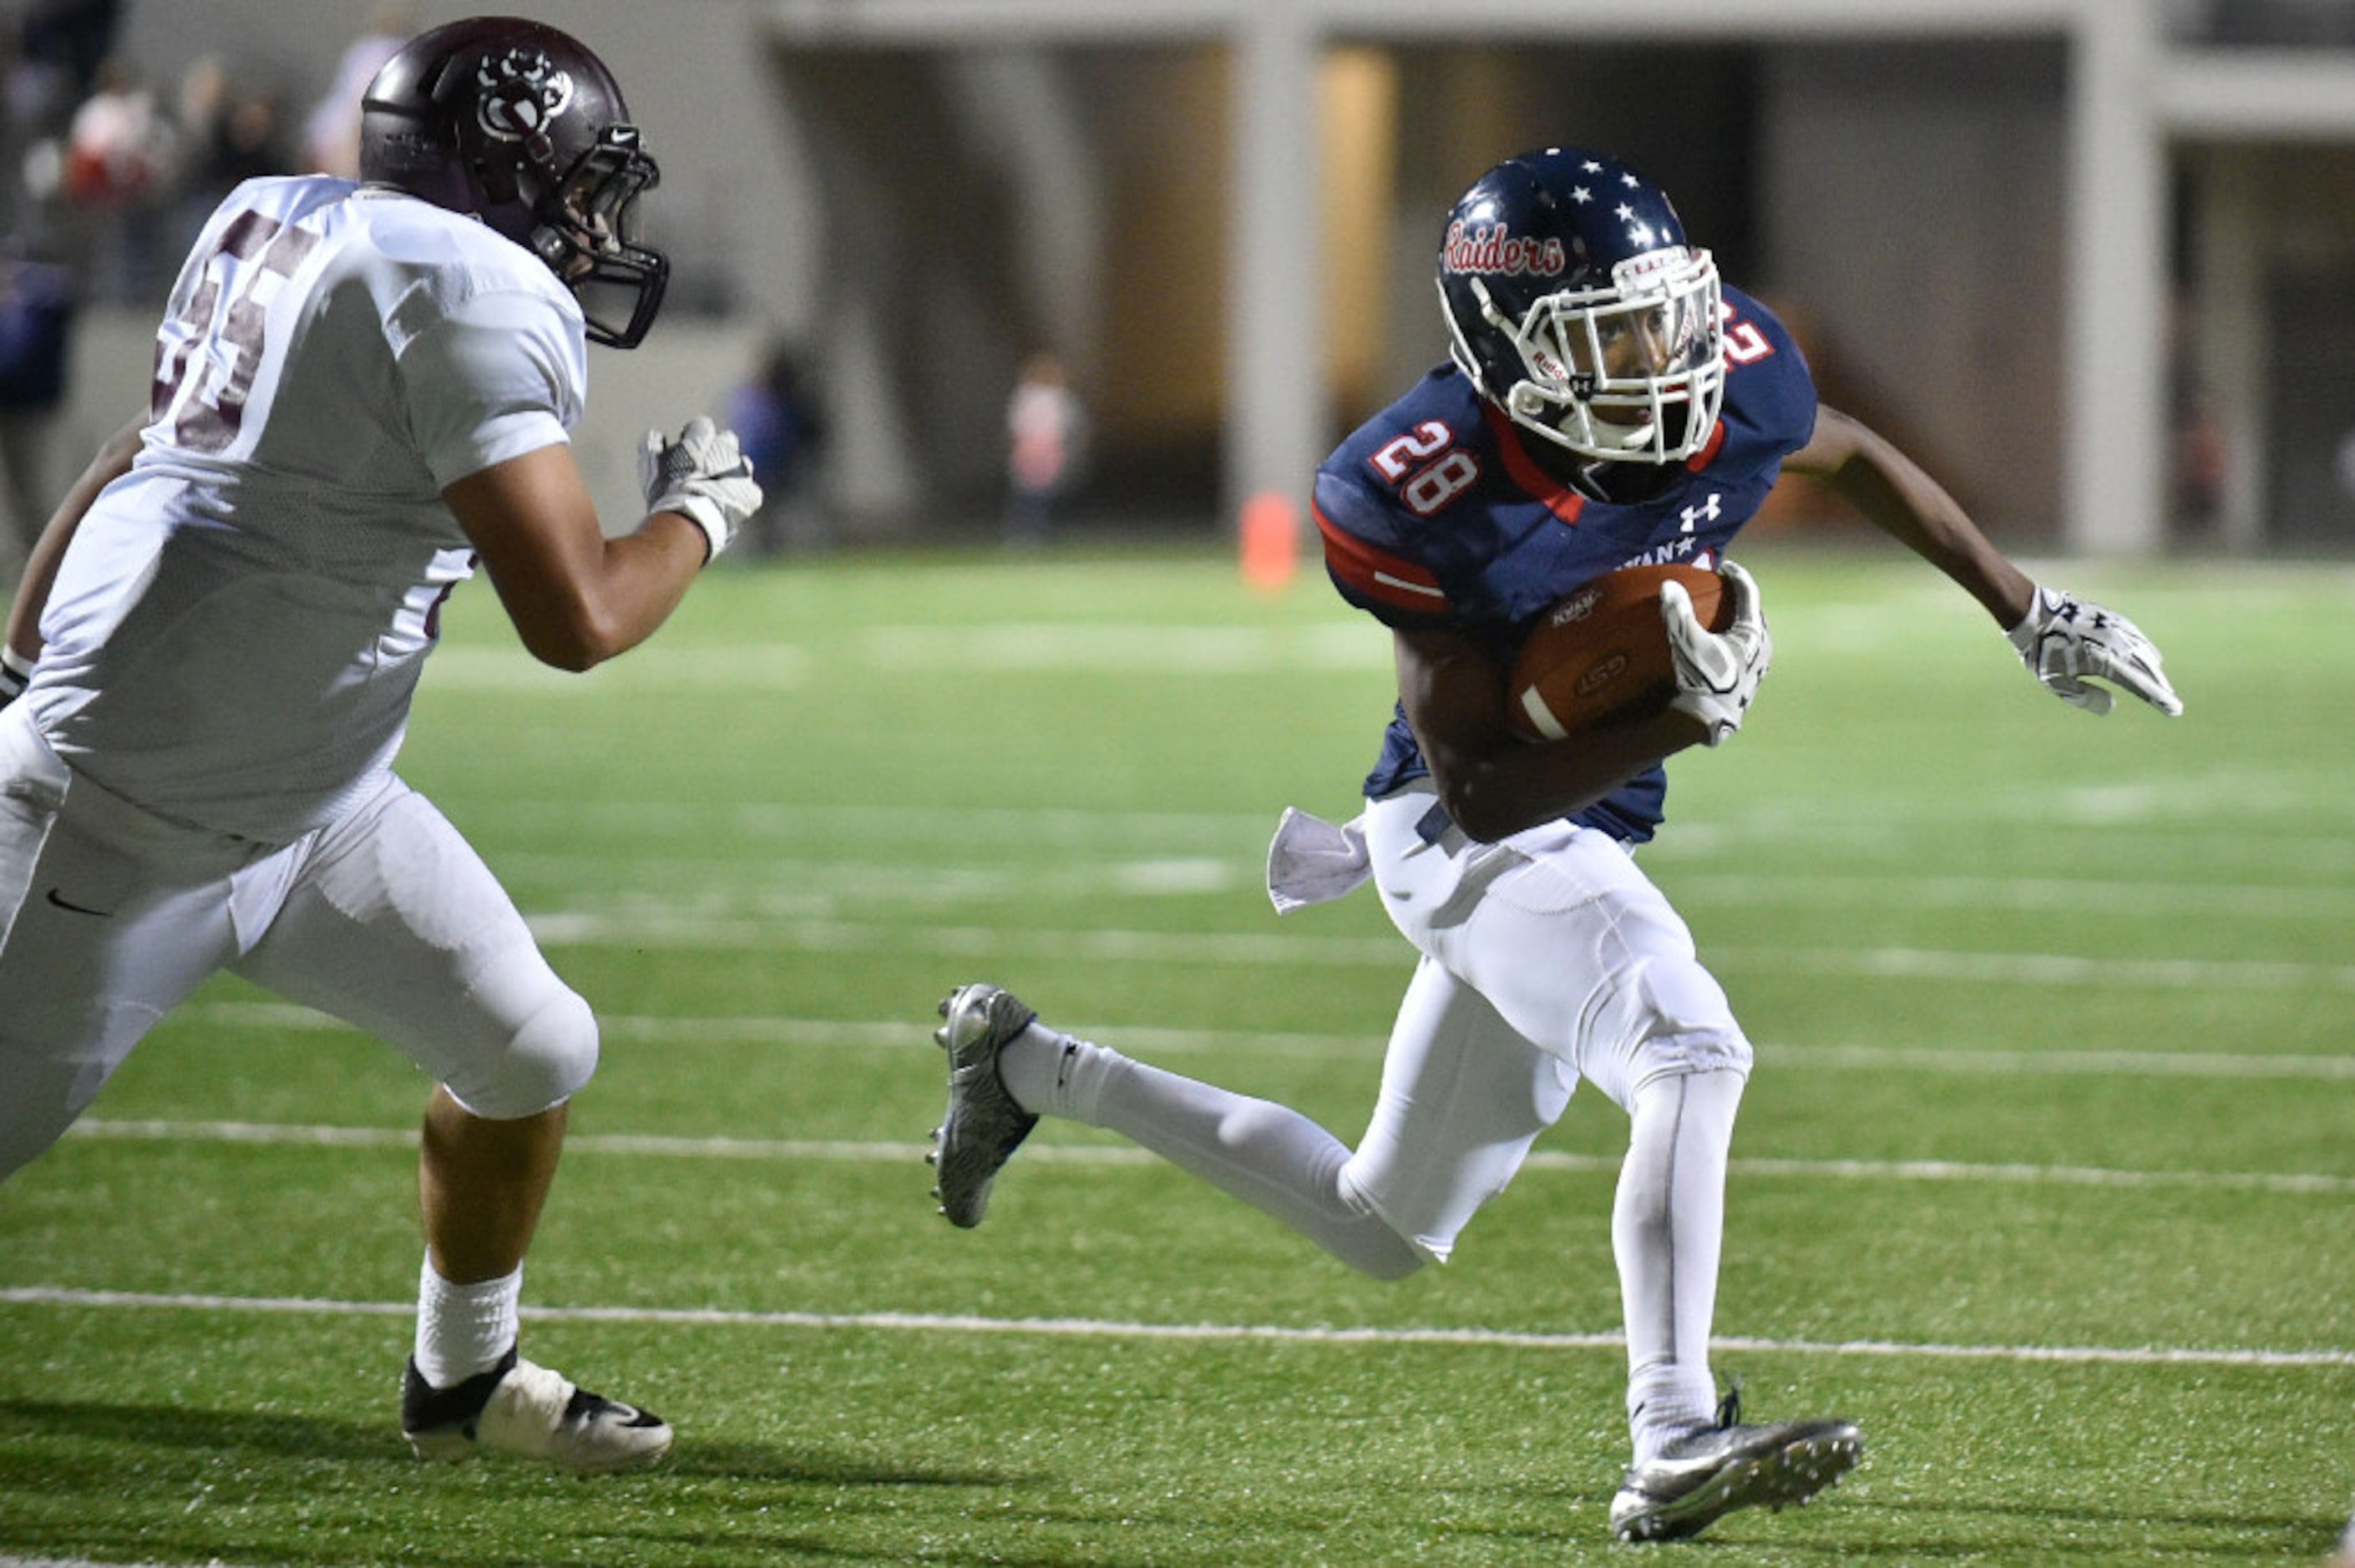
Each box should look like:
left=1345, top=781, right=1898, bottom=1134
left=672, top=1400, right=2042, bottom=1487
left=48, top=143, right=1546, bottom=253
left=151, top=212, right=319, bottom=453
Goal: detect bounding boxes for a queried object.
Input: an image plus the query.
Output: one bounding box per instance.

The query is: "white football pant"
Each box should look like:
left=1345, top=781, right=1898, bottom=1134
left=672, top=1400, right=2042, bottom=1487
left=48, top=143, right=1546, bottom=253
left=1023, top=779, right=1751, bottom=1454
left=0, top=706, right=596, bottom=1181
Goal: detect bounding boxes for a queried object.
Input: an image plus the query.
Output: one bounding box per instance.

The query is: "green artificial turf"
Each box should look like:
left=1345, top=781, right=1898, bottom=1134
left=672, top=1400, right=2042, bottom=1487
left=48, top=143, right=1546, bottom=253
left=3, top=541, right=2349, bottom=1565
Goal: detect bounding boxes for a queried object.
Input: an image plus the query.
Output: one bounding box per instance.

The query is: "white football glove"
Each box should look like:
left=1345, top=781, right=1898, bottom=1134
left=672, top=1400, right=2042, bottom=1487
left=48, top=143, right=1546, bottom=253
left=1660, top=559, right=1770, bottom=747
left=2004, top=585, right=2181, bottom=717
left=639, top=416, right=762, bottom=562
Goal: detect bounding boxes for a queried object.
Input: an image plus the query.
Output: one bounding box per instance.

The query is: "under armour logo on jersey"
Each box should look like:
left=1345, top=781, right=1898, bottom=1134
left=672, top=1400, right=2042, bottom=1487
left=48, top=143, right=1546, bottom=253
left=476, top=48, right=575, bottom=144
left=1679, top=493, right=1723, bottom=533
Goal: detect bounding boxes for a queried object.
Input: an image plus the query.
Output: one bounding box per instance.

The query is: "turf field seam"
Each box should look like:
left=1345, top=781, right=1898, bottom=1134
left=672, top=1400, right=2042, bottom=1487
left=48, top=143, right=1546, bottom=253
left=486, top=913, right=2355, bottom=993
left=2, top=1285, right=2348, bottom=1368
left=174, top=999, right=2355, bottom=1078
left=58, top=1119, right=2355, bottom=1193
left=453, top=856, right=2355, bottom=920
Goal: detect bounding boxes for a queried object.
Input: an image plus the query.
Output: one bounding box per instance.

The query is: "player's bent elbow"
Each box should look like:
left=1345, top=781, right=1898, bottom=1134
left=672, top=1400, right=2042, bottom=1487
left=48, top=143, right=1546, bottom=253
left=532, top=635, right=612, bottom=673
left=1435, top=741, right=1658, bottom=843
left=513, top=601, right=639, bottom=672
left=519, top=628, right=609, bottom=674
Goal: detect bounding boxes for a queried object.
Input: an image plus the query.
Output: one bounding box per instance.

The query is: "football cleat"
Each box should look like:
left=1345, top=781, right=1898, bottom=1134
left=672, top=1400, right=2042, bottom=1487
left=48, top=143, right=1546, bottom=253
left=928, top=982, right=1041, bottom=1227
left=402, top=1348, right=671, bottom=1474
left=1608, top=1384, right=1862, bottom=1542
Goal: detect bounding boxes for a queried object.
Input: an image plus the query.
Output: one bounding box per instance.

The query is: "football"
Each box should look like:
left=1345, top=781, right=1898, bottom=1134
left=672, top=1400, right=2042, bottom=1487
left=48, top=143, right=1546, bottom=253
left=1505, top=563, right=1730, bottom=742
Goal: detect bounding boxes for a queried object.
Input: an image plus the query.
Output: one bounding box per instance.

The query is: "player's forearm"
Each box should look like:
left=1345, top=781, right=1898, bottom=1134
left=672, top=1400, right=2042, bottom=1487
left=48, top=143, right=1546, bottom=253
left=1821, top=439, right=2033, bottom=628
left=1399, top=622, right=1711, bottom=841
left=484, top=518, right=703, bottom=673
left=449, top=444, right=710, bottom=672
left=7, top=412, right=144, bottom=661
left=1423, top=708, right=1708, bottom=843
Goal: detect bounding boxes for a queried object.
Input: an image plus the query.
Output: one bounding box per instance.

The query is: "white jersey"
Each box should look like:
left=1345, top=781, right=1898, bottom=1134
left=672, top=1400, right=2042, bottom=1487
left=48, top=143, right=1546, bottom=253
left=28, top=175, right=588, bottom=842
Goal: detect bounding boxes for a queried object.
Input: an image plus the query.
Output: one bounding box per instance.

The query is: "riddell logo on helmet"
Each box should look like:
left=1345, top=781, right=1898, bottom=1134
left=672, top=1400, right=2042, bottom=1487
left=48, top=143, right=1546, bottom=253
left=1443, top=221, right=1566, bottom=278
left=476, top=48, right=575, bottom=144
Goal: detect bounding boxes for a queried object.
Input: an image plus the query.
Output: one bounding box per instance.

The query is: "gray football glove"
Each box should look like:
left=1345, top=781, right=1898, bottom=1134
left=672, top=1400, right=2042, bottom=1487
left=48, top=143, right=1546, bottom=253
left=0, top=646, right=30, bottom=710
left=639, top=416, right=762, bottom=562
left=1660, top=559, right=1770, bottom=747
left=2005, top=585, right=2182, bottom=716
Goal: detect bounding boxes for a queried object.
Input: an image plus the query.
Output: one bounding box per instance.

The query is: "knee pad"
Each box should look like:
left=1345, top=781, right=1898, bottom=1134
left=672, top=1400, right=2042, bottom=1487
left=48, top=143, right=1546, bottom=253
left=1633, top=1025, right=1752, bottom=1085
left=442, top=984, right=599, bottom=1120
left=1331, top=1161, right=1433, bottom=1281
left=1590, top=953, right=1752, bottom=1106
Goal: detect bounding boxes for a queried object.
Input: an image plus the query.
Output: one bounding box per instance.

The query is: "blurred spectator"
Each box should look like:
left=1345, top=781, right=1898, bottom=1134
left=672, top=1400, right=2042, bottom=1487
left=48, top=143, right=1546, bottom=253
left=13, top=0, right=119, bottom=128
left=2172, top=373, right=2228, bottom=537
left=0, top=246, right=73, bottom=586
left=1003, top=351, right=1086, bottom=548
left=60, top=55, right=170, bottom=208
left=300, top=3, right=412, bottom=178
left=58, top=54, right=177, bottom=302
left=721, top=336, right=828, bottom=555
left=174, top=54, right=288, bottom=247
left=2161, top=292, right=2230, bottom=540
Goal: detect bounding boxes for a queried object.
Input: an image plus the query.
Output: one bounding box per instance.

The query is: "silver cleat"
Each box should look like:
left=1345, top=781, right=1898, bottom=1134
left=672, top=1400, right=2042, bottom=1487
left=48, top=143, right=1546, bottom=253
left=928, top=982, right=1041, bottom=1227
left=1608, top=1385, right=1863, bottom=1542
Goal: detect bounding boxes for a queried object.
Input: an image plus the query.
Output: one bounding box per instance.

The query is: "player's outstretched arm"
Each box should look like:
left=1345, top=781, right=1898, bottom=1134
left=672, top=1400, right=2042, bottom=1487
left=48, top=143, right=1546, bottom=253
left=1783, top=404, right=2180, bottom=717
left=1395, top=624, right=1714, bottom=844
left=1782, top=405, right=2033, bottom=625
left=446, top=421, right=759, bottom=673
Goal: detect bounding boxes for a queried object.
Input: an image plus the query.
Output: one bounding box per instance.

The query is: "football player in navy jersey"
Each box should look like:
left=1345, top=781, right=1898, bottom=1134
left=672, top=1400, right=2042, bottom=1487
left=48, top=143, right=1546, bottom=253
left=924, top=147, right=2179, bottom=1542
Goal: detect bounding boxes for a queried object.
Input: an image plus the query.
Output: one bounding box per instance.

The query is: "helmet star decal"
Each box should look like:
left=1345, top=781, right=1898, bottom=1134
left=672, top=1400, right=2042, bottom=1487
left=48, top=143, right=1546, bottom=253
left=476, top=48, right=575, bottom=144
left=1436, top=146, right=1727, bottom=466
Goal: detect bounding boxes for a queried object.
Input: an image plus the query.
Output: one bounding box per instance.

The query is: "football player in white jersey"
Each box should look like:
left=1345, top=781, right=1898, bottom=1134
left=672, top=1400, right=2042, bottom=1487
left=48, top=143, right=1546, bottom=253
left=0, top=18, right=762, bottom=1472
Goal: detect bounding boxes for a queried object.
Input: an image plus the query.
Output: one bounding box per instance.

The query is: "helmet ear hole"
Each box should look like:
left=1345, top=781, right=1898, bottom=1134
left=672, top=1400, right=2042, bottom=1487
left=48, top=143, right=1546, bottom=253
left=475, top=157, right=519, bottom=210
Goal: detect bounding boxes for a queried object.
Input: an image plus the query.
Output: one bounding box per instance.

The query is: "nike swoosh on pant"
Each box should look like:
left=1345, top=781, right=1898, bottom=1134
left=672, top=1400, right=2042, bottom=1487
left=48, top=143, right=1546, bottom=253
left=44, top=888, right=112, bottom=918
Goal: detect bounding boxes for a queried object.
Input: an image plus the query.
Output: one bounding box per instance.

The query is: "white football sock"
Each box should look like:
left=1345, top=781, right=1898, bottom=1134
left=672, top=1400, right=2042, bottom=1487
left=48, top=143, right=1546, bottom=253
left=413, top=1255, right=522, bottom=1388
left=997, top=1024, right=1421, bottom=1279
left=994, top=1022, right=1086, bottom=1117
left=1616, top=1065, right=1745, bottom=1463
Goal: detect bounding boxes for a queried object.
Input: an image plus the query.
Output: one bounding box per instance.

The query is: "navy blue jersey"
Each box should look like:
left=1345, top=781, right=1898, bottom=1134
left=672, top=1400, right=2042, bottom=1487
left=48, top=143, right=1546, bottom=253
left=1313, top=285, right=1816, bottom=843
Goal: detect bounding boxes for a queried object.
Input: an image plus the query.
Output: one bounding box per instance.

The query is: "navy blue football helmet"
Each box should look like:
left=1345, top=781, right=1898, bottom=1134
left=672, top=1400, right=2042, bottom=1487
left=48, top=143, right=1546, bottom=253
left=358, top=17, right=667, bottom=349
left=1438, top=147, right=1724, bottom=464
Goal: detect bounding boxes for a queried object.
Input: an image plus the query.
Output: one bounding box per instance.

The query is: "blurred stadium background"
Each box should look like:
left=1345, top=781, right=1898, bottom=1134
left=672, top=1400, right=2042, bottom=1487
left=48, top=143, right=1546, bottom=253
left=6, top=9, right=2354, bottom=1560
left=10, top=0, right=2355, bottom=559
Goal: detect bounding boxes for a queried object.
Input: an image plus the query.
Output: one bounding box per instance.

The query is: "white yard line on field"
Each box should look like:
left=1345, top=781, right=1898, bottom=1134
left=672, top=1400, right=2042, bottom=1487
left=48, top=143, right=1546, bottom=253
left=1, top=1284, right=2348, bottom=1370
left=176, top=998, right=2355, bottom=1078
left=62, top=1116, right=2355, bottom=1196
left=450, top=908, right=2355, bottom=994
left=1665, top=871, right=2355, bottom=920
left=430, top=794, right=2355, bottom=869
left=474, top=853, right=2355, bottom=923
